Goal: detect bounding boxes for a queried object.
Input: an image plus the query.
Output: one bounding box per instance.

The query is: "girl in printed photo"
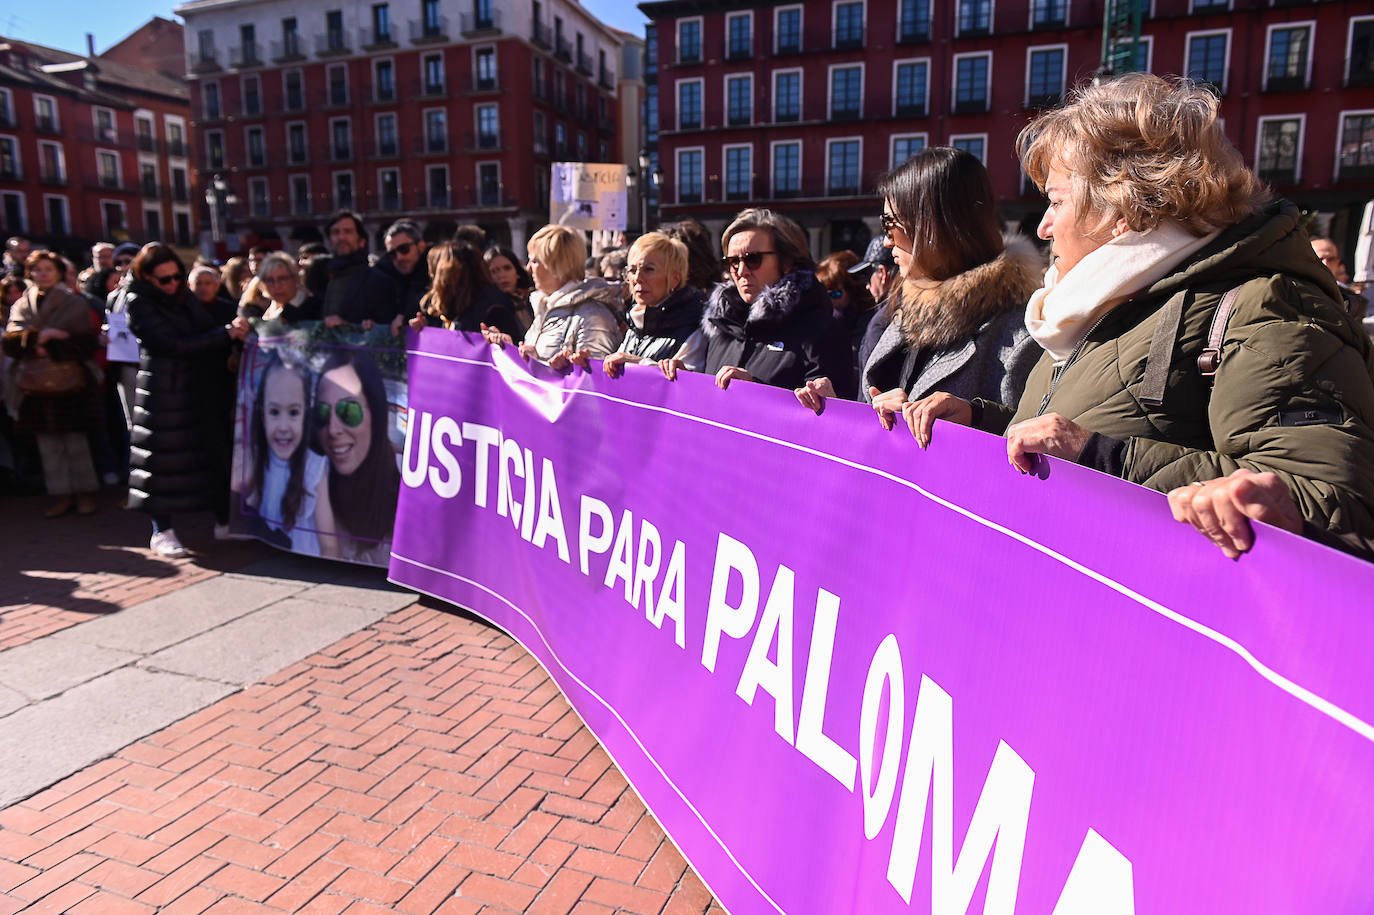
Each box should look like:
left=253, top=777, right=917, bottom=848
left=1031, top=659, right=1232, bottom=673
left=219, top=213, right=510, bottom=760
left=239, top=352, right=336, bottom=556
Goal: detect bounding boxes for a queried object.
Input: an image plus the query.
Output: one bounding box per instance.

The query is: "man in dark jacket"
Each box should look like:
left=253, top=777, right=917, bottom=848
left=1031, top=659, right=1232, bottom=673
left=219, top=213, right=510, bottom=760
left=373, top=220, right=429, bottom=334
left=320, top=210, right=399, bottom=329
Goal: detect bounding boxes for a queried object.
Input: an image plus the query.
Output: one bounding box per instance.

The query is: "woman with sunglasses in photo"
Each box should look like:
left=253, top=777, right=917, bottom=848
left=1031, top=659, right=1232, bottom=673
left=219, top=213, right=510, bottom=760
left=797, top=147, right=1042, bottom=422
left=124, top=244, right=252, bottom=558
left=661, top=208, right=853, bottom=396
left=409, top=242, right=523, bottom=339
left=2, top=251, right=104, bottom=518
left=314, top=349, right=400, bottom=564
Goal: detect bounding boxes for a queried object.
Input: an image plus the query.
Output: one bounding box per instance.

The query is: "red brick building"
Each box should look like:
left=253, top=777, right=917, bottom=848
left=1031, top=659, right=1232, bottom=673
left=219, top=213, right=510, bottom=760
left=0, top=24, right=195, bottom=258
left=639, top=0, right=1374, bottom=258
left=174, top=0, right=636, bottom=257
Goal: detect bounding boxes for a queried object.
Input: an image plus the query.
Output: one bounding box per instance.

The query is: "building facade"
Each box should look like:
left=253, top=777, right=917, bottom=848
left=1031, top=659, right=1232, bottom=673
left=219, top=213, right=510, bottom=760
left=0, top=26, right=195, bottom=257
left=175, top=0, right=635, bottom=257
left=639, top=0, right=1374, bottom=259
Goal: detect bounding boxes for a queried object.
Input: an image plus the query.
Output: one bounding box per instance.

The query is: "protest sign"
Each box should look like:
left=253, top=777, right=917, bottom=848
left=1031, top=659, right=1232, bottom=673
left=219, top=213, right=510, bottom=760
left=390, top=332, right=1374, bottom=914
left=551, top=162, right=629, bottom=232
left=229, top=324, right=406, bottom=567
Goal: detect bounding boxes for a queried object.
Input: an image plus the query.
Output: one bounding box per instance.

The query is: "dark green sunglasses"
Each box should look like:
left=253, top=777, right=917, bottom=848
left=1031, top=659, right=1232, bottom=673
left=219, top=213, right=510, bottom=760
left=316, top=398, right=365, bottom=428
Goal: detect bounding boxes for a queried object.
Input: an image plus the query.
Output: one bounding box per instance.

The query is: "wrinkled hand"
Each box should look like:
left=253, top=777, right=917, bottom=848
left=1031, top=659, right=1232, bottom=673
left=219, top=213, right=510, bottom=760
left=603, top=351, right=637, bottom=378
left=517, top=342, right=537, bottom=362
left=568, top=348, right=592, bottom=369
left=322, top=314, right=346, bottom=328
left=901, top=393, right=973, bottom=448
left=480, top=324, right=510, bottom=346
left=658, top=357, right=684, bottom=381
left=870, top=387, right=908, bottom=431
left=715, top=366, right=753, bottom=390
left=794, top=377, right=836, bottom=414
left=1167, top=469, right=1303, bottom=559
left=548, top=349, right=575, bottom=371
left=408, top=313, right=428, bottom=333
left=1004, top=413, right=1093, bottom=473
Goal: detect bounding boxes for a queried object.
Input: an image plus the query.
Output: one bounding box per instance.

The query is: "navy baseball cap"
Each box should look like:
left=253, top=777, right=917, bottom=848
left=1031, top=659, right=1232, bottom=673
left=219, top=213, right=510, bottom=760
left=848, top=235, right=896, bottom=273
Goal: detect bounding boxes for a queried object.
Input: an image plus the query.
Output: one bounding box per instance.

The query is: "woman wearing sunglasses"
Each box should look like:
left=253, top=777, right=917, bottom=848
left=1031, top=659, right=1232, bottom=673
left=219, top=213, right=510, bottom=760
left=661, top=208, right=853, bottom=396
left=798, top=147, right=1042, bottom=422
left=314, top=349, right=400, bottom=564
left=124, top=244, right=252, bottom=558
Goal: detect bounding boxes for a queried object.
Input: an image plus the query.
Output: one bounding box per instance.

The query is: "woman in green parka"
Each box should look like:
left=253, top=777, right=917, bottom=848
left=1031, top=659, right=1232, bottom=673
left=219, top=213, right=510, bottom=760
left=904, top=73, right=1374, bottom=561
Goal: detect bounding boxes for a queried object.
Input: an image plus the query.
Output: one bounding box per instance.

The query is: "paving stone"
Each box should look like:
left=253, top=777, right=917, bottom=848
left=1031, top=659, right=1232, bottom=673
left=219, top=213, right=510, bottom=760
left=0, top=639, right=141, bottom=702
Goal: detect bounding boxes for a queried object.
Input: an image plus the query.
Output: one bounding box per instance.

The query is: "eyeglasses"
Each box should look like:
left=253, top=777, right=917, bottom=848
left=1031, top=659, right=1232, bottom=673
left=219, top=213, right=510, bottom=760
left=879, top=213, right=905, bottom=241
left=386, top=242, right=414, bottom=258
left=721, top=251, right=776, bottom=273
left=316, top=398, right=365, bottom=428
left=115, top=258, right=133, bottom=268
left=827, top=289, right=844, bottom=299
left=262, top=273, right=295, bottom=285
left=151, top=272, right=182, bottom=287
left=620, top=263, right=657, bottom=281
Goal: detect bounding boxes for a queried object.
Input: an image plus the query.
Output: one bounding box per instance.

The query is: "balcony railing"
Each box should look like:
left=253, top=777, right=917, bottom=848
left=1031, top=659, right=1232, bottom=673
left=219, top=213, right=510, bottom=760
left=331, top=142, right=353, bottom=161
left=228, top=43, right=261, bottom=68
left=531, top=20, right=551, bottom=48
left=464, top=73, right=500, bottom=93
left=0, top=110, right=18, bottom=130
left=97, top=174, right=122, bottom=190
left=166, top=139, right=187, bottom=157
left=374, top=84, right=397, bottom=103
left=1264, top=73, right=1308, bottom=92
left=136, top=134, right=157, bottom=153
left=0, top=166, right=21, bottom=181
left=360, top=26, right=396, bottom=49
left=468, top=187, right=513, bottom=209
left=375, top=138, right=400, bottom=157
left=315, top=32, right=351, bottom=56
left=172, top=186, right=189, bottom=202
left=141, top=179, right=160, bottom=198
left=895, top=101, right=926, bottom=118
left=897, top=21, right=930, bottom=43
left=35, top=117, right=62, bottom=135
left=468, top=129, right=504, bottom=151
left=555, top=37, right=572, bottom=62
left=410, top=18, right=448, bottom=43
left=39, top=171, right=68, bottom=187
left=190, top=50, right=221, bottom=73
left=460, top=9, right=502, bottom=35
left=533, top=136, right=550, bottom=157
left=414, top=77, right=447, bottom=98
left=576, top=50, right=594, bottom=76
left=953, top=96, right=989, bottom=114
left=272, top=37, right=305, bottom=62
left=416, top=134, right=449, bottom=155
left=322, top=86, right=351, bottom=107
left=1349, top=57, right=1374, bottom=88
left=599, top=68, right=615, bottom=90
left=725, top=41, right=751, bottom=61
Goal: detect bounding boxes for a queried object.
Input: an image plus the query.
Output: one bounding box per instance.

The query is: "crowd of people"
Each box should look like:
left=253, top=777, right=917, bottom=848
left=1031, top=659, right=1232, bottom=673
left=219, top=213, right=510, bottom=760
left=2, top=74, right=1372, bottom=563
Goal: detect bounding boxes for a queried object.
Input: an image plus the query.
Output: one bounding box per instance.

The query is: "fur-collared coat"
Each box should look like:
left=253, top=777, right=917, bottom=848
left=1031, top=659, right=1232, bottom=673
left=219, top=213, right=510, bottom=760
left=861, top=237, right=1043, bottom=405
left=2, top=284, right=102, bottom=435
left=702, top=270, right=855, bottom=397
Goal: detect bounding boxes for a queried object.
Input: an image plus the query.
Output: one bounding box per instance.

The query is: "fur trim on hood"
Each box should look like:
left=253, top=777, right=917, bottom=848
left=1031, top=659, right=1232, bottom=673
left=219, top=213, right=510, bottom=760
left=895, top=236, right=1044, bottom=350
left=702, top=270, right=822, bottom=339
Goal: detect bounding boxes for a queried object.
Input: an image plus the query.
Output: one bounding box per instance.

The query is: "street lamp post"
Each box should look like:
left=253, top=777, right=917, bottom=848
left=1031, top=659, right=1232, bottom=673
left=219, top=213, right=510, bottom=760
left=203, top=173, right=238, bottom=257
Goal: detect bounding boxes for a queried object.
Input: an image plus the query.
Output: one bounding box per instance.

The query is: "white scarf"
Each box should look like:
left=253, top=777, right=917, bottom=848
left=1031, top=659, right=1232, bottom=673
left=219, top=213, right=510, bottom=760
left=1025, top=221, right=1220, bottom=362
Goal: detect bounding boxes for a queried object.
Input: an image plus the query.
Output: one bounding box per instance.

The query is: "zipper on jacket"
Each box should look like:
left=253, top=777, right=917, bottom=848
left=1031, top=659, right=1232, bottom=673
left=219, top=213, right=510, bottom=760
left=1036, top=310, right=1113, bottom=417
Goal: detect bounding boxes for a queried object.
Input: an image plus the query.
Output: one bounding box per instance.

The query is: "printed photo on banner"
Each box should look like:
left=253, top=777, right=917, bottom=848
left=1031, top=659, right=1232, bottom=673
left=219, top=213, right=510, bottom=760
left=230, top=324, right=406, bottom=566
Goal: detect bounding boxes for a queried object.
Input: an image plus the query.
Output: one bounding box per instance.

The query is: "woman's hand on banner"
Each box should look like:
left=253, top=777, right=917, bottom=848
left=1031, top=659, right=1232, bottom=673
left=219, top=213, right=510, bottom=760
left=1168, top=469, right=1303, bottom=559
left=795, top=377, right=836, bottom=414
left=1005, top=413, right=1093, bottom=473
left=409, top=314, right=428, bottom=333
left=715, top=366, right=753, bottom=389
left=902, top=393, right=973, bottom=448
left=658, top=358, right=684, bottom=381
left=871, top=387, right=908, bottom=430
left=604, top=352, right=639, bottom=378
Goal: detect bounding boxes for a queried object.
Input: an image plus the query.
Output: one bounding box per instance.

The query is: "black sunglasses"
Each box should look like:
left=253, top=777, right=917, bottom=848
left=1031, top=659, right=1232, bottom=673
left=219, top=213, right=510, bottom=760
left=880, top=213, right=904, bottom=239
left=316, top=398, right=365, bottom=428
left=721, top=251, right=776, bottom=273
left=386, top=242, right=414, bottom=258
left=151, top=272, right=183, bottom=287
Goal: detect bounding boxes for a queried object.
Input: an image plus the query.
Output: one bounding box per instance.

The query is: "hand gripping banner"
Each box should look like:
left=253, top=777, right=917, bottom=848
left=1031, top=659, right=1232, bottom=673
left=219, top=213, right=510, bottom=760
left=389, top=330, right=1374, bottom=914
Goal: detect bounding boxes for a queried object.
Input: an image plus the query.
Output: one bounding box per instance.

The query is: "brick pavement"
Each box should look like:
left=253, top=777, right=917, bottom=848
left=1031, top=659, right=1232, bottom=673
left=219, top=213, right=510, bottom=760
left=0, top=493, right=726, bottom=913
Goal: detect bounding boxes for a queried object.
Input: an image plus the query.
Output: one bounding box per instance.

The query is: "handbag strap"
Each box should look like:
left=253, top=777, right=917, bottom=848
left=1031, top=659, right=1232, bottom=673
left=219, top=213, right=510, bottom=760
left=1197, top=285, right=1244, bottom=383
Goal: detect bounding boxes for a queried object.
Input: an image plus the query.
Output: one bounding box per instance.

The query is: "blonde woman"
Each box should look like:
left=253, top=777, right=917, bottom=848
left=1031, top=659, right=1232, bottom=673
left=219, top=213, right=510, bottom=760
left=602, top=232, right=707, bottom=378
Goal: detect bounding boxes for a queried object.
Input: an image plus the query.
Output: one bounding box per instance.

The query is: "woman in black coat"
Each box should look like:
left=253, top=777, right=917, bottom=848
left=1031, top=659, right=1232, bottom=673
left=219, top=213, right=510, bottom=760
left=408, top=242, right=522, bottom=339
left=125, top=244, right=250, bottom=558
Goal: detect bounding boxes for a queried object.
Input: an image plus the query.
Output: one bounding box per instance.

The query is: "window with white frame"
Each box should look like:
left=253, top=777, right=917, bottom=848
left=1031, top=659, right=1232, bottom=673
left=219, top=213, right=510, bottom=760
left=1030, top=0, right=1065, bottom=29
left=1337, top=110, right=1374, bottom=179
left=1349, top=18, right=1374, bottom=88
left=174, top=210, right=192, bottom=246
left=834, top=1, right=863, bottom=48
left=476, top=104, right=499, bottom=148
left=826, top=138, right=861, bottom=195
left=894, top=59, right=928, bottom=117
left=242, top=74, right=261, bottom=115
left=38, top=141, right=64, bottom=183
left=284, top=70, right=305, bottom=111
left=1190, top=0, right=1227, bottom=12
left=166, top=119, right=186, bottom=157
left=379, top=168, right=401, bottom=210
left=423, top=53, right=444, bottom=94
left=0, top=136, right=19, bottom=179
left=328, top=64, right=348, bottom=105
left=375, top=59, right=396, bottom=101
left=44, top=195, right=68, bottom=235
left=830, top=65, right=862, bottom=119
left=726, top=75, right=752, bottom=125
left=775, top=6, right=802, bottom=54
left=898, top=0, right=930, bottom=42
left=34, top=95, right=59, bottom=132
left=171, top=166, right=188, bottom=202
left=475, top=47, right=497, bottom=89
left=951, top=134, right=986, bottom=163
left=953, top=52, right=991, bottom=112
left=425, top=109, right=447, bottom=153
left=774, top=70, right=801, bottom=122
left=677, top=147, right=703, bottom=202
left=202, top=82, right=220, bottom=119
left=772, top=141, right=801, bottom=196
left=1026, top=45, right=1066, bottom=107
left=135, top=113, right=155, bottom=152
left=1186, top=30, right=1229, bottom=93
left=1, top=192, right=25, bottom=234
left=1105, top=35, right=1151, bottom=74
left=246, top=126, right=266, bottom=167
left=291, top=174, right=310, bottom=215
left=376, top=113, right=398, bottom=156
left=724, top=144, right=752, bottom=200
left=427, top=164, right=449, bottom=207
left=958, top=0, right=992, bottom=36
left=891, top=133, right=926, bottom=167
left=102, top=200, right=126, bottom=237
left=97, top=150, right=120, bottom=189
left=330, top=118, right=351, bottom=160
left=248, top=176, right=269, bottom=217
left=1265, top=23, right=1312, bottom=91
left=678, top=78, right=703, bottom=129
left=287, top=123, right=308, bottom=164
left=726, top=12, right=752, bottom=59
left=477, top=162, right=501, bottom=206
left=334, top=171, right=355, bottom=209
left=678, top=18, right=702, bottom=63
left=94, top=107, right=117, bottom=143
left=0, top=89, right=13, bottom=128
left=1255, top=115, right=1302, bottom=183
left=144, top=207, right=161, bottom=241
left=139, top=161, right=158, bottom=197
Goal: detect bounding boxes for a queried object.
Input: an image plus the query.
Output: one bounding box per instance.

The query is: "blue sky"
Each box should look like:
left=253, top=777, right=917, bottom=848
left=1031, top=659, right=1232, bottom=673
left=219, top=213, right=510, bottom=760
left=4, top=0, right=649, bottom=57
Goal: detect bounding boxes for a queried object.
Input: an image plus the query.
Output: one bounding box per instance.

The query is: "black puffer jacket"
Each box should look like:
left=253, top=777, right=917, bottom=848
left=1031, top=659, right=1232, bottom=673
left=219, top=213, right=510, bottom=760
left=375, top=257, right=431, bottom=323
left=702, top=271, right=855, bottom=397
left=322, top=252, right=401, bottom=326
left=124, top=279, right=234, bottom=514
left=620, top=285, right=707, bottom=363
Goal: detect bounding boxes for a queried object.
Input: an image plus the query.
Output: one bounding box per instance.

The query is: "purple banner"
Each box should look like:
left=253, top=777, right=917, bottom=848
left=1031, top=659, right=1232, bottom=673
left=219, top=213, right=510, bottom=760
left=389, top=331, right=1374, bottom=914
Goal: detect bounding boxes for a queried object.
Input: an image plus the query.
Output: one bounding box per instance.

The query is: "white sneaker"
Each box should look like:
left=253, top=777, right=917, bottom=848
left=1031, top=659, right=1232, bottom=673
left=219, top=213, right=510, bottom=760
left=150, top=529, right=189, bottom=559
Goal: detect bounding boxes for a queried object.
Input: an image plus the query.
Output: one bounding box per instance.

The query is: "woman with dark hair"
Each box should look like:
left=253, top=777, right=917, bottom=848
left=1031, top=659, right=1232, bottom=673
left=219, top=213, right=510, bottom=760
left=2, top=251, right=103, bottom=517
left=125, top=243, right=251, bottom=557
left=816, top=250, right=879, bottom=379
left=660, top=219, right=722, bottom=294
left=799, top=146, right=1043, bottom=420
left=410, top=243, right=522, bottom=338
left=483, top=245, right=535, bottom=335
left=314, top=348, right=400, bottom=564
left=660, top=208, right=853, bottom=395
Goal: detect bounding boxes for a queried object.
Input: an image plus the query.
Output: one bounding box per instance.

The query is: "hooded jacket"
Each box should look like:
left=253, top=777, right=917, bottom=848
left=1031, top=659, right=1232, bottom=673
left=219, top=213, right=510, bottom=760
left=525, top=279, right=624, bottom=360
left=123, top=278, right=234, bottom=515
left=862, top=237, right=1043, bottom=405
left=979, top=200, right=1374, bottom=558
left=702, top=270, right=854, bottom=397
left=620, top=285, right=708, bottom=364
